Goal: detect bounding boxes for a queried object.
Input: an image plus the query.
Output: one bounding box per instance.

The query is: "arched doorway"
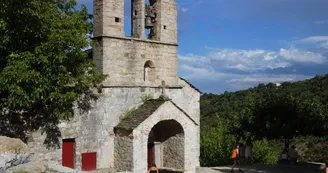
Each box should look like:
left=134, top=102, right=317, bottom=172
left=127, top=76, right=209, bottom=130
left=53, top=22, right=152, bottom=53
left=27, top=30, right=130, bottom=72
left=147, top=120, right=185, bottom=170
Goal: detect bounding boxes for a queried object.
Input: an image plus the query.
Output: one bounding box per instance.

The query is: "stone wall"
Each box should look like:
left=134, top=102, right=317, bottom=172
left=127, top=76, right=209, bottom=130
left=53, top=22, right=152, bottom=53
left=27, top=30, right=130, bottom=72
left=156, top=0, right=177, bottom=43
left=162, top=133, right=184, bottom=169
left=93, top=0, right=179, bottom=87
left=133, top=101, right=199, bottom=173
left=28, top=79, right=199, bottom=171
left=174, top=79, right=201, bottom=124
left=93, top=0, right=125, bottom=37
left=94, top=37, right=178, bottom=87
left=114, top=136, right=133, bottom=172
left=132, top=0, right=145, bottom=39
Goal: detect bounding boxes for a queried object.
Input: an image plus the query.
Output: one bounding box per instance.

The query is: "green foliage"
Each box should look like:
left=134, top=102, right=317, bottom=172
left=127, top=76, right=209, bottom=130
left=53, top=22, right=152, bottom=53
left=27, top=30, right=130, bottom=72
left=141, top=93, right=153, bottom=102
left=200, top=122, right=236, bottom=166
left=0, top=0, right=106, bottom=147
left=200, top=74, right=328, bottom=165
left=291, top=136, right=328, bottom=163
left=252, top=139, right=282, bottom=164
left=120, top=107, right=137, bottom=120
left=201, top=74, right=328, bottom=141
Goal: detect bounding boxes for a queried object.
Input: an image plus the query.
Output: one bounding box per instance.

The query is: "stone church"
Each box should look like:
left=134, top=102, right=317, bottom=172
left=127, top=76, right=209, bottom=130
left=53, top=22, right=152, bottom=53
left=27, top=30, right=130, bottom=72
left=28, top=0, right=200, bottom=172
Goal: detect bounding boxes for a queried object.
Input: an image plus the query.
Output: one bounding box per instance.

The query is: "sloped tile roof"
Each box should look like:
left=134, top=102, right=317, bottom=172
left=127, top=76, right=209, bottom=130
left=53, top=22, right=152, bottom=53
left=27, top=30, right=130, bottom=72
left=114, top=99, right=197, bottom=136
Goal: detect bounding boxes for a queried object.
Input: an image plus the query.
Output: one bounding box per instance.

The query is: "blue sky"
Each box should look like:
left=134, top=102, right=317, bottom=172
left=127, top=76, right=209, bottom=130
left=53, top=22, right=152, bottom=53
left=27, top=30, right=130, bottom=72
left=77, top=0, right=328, bottom=94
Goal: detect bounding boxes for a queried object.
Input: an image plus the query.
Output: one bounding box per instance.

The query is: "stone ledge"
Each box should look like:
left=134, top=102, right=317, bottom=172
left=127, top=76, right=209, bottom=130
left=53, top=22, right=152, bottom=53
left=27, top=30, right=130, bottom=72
left=100, top=85, right=183, bottom=89
left=92, top=35, right=178, bottom=46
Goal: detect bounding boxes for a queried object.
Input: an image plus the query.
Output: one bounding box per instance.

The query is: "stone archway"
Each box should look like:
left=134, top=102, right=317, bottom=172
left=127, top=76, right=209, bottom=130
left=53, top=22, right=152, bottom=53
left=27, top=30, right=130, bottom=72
left=147, top=120, right=184, bottom=170
left=131, top=101, right=199, bottom=173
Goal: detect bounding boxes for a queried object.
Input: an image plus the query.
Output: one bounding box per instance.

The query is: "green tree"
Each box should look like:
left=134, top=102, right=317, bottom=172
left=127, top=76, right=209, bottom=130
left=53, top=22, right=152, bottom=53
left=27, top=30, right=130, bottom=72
left=200, top=75, right=328, bottom=164
left=0, top=0, right=106, bottom=148
left=243, top=85, right=328, bottom=149
left=200, top=121, right=236, bottom=166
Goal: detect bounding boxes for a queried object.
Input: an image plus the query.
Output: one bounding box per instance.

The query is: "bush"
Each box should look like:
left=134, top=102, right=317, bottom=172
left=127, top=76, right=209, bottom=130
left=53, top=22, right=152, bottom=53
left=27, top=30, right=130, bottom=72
left=252, top=139, right=282, bottom=164
left=292, top=136, right=328, bottom=162
left=200, top=123, right=236, bottom=166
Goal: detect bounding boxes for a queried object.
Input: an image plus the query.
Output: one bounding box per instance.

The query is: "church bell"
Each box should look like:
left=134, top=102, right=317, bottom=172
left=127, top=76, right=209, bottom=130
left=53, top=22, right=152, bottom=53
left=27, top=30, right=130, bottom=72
left=145, top=16, right=153, bottom=29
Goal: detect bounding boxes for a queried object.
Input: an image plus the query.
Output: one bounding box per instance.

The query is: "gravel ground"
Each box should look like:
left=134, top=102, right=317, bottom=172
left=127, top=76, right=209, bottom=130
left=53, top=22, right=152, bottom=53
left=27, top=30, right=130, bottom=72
left=197, top=163, right=325, bottom=173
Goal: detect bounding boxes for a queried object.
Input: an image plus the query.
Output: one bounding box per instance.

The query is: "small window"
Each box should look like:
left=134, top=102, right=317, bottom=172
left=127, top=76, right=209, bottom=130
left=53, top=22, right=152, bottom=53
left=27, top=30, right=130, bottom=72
left=115, top=17, right=120, bottom=23
left=163, top=25, right=167, bottom=29
left=134, top=10, right=138, bottom=16
left=144, top=60, right=156, bottom=82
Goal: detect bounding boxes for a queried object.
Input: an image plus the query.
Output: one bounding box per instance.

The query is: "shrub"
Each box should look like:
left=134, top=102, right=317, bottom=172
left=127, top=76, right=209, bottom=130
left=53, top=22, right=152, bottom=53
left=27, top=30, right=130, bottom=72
left=252, top=139, right=282, bottom=164
left=141, top=93, right=153, bottom=102
left=292, top=136, right=328, bottom=162
left=200, top=123, right=237, bottom=166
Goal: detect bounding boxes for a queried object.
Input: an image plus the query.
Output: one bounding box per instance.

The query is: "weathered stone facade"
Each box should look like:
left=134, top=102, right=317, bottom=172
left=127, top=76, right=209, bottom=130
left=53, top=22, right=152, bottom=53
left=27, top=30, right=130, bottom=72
left=114, top=136, right=133, bottom=171
left=131, top=101, right=199, bottom=173
left=162, top=134, right=184, bottom=169
left=28, top=0, right=200, bottom=172
left=93, top=0, right=178, bottom=87
left=93, top=38, right=179, bottom=87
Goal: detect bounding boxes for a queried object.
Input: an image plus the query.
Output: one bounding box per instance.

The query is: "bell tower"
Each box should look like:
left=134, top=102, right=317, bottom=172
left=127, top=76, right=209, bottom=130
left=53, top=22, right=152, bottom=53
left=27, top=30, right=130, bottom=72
left=93, top=0, right=179, bottom=87
left=93, top=0, right=125, bottom=38
left=131, top=0, right=177, bottom=43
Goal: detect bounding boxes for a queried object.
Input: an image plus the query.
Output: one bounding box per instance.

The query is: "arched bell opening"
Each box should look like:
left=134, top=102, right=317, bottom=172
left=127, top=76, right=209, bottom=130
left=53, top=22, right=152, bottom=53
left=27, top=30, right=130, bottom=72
left=147, top=120, right=185, bottom=170
left=145, top=0, right=157, bottom=40
left=144, top=60, right=156, bottom=82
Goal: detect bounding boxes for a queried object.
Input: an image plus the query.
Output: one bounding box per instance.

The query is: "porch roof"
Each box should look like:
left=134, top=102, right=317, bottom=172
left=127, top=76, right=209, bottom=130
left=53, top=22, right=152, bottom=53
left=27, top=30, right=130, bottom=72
left=114, top=99, right=197, bottom=136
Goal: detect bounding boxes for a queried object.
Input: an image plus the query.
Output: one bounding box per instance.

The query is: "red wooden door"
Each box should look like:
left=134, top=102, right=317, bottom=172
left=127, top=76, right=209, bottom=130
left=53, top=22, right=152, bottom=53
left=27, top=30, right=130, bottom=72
left=82, top=152, right=97, bottom=171
left=147, top=143, right=154, bottom=169
left=62, top=139, right=75, bottom=169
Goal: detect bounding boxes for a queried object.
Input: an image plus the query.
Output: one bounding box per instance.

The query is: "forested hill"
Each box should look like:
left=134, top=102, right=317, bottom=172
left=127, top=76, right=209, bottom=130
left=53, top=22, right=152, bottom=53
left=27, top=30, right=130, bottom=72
left=199, top=74, right=328, bottom=166
left=200, top=74, right=328, bottom=138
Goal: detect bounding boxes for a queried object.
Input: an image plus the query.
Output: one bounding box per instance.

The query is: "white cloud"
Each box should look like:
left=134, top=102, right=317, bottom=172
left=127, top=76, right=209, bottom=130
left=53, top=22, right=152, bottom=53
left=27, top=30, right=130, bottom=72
left=179, top=54, right=210, bottom=64
left=321, top=42, right=328, bottom=49
left=279, top=48, right=326, bottom=64
left=314, top=20, right=325, bottom=24
left=179, top=47, right=325, bottom=76
left=293, top=36, right=328, bottom=44
left=285, top=36, right=328, bottom=50
left=180, top=64, right=235, bottom=80
left=180, top=64, right=313, bottom=91
left=181, top=8, right=188, bottom=12
left=178, top=46, right=327, bottom=92
left=228, top=75, right=303, bottom=84
left=207, top=48, right=293, bottom=71
left=227, top=74, right=313, bottom=90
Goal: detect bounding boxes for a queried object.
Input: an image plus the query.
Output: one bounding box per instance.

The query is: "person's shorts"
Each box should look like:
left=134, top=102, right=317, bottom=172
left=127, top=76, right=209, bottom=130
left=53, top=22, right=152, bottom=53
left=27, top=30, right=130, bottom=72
left=232, top=157, right=241, bottom=161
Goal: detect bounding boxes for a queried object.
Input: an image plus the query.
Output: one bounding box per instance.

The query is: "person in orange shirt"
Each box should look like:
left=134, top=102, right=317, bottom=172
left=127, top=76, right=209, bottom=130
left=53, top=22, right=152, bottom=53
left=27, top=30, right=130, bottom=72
left=231, top=144, right=242, bottom=172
